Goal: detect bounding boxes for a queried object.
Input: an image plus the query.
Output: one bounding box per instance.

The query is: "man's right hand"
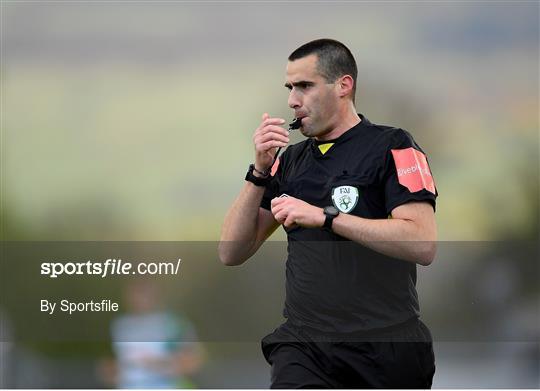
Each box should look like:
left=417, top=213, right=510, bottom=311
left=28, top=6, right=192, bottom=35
left=252, top=113, right=289, bottom=173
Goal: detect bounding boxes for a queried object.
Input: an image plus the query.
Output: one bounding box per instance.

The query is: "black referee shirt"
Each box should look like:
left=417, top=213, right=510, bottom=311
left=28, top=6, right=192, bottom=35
left=261, top=114, right=437, bottom=333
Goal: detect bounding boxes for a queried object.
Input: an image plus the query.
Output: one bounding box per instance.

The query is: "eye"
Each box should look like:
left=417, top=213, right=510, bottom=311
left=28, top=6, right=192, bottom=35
left=285, top=82, right=312, bottom=92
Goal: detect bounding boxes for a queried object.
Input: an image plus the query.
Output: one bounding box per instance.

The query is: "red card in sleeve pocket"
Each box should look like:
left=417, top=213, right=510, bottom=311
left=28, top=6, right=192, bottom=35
left=271, top=157, right=280, bottom=177
left=391, top=147, right=436, bottom=194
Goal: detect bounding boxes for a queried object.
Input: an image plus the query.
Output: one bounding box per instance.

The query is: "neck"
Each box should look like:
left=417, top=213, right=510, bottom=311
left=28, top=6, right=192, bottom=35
left=315, top=102, right=361, bottom=142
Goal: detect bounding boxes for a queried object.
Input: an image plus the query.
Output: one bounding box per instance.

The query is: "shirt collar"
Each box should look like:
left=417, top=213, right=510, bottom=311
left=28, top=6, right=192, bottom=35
left=310, top=113, right=370, bottom=154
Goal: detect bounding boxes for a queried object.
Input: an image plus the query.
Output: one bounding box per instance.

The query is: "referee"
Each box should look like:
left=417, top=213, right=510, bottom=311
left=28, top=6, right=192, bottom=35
left=219, top=39, right=438, bottom=388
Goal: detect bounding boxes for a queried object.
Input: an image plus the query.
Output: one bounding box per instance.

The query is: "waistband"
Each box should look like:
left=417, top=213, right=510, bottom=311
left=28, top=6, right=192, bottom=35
left=288, top=316, right=426, bottom=343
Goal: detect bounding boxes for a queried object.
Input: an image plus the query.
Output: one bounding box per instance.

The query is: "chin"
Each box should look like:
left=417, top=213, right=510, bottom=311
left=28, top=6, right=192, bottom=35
left=300, top=128, right=314, bottom=138
left=299, top=123, right=316, bottom=137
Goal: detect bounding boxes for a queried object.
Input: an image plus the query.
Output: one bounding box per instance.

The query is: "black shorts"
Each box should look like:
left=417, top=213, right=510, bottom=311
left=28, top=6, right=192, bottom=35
left=261, top=318, right=435, bottom=389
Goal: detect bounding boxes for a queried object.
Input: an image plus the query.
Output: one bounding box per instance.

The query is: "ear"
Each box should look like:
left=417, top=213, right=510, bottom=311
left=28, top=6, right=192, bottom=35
left=337, top=75, right=355, bottom=99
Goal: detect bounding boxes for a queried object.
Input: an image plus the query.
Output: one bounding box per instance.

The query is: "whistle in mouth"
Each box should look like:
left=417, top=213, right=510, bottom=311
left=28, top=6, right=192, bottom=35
left=289, top=117, right=302, bottom=130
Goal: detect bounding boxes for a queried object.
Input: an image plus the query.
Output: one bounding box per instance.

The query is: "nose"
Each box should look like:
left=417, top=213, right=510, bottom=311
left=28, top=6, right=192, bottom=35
left=288, top=89, right=301, bottom=109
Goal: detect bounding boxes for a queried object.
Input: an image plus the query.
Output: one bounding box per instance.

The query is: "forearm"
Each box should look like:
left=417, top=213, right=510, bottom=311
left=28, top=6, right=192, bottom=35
left=271, top=197, right=436, bottom=265
left=332, top=213, right=437, bottom=265
left=218, top=182, right=267, bottom=265
left=218, top=113, right=289, bottom=265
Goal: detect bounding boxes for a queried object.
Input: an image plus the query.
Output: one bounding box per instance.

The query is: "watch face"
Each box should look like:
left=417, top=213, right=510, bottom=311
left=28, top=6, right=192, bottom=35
left=324, top=206, right=339, bottom=216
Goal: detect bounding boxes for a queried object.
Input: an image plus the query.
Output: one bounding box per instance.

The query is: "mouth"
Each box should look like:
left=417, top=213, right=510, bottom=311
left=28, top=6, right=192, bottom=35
left=295, top=114, right=308, bottom=126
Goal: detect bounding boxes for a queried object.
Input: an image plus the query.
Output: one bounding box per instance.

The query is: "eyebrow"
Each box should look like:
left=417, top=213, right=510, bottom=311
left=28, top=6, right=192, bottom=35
left=284, top=80, right=315, bottom=89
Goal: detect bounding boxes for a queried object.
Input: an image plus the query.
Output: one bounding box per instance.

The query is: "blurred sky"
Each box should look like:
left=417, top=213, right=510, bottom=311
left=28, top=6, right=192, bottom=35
left=1, top=1, right=538, bottom=240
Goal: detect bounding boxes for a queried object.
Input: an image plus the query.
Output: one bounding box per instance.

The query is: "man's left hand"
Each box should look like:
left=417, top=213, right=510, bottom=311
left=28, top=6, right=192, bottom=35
left=271, top=196, right=325, bottom=228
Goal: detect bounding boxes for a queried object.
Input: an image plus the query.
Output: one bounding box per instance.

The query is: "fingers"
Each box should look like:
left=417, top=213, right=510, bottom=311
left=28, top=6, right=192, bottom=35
left=270, top=201, right=284, bottom=217
left=256, top=115, right=288, bottom=137
left=275, top=202, right=295, bottom=227
left=273, top=212, right=287, bottom=225
left=255, top=123, right=289, bottom=141
left=262, top=112, right=284, bottom=124
left=271, top=197, right=321, bottom=229
left=271, top=197, right=286, bottom=223
left=253, top=115, right=290, bottom=165
left=272, top=196, right=296, bottom=226
left=258, top=126, right=290, bottom=143
left=271, top=196, right=287, bottom=209
left=254, top=128, right=289, bottom=151
left=283, top=214, right=297, bottom=228
left=255, top=140, right=287, bottom=155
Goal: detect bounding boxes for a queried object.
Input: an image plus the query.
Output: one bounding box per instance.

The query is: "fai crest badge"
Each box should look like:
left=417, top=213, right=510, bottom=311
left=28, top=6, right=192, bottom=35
left=331, top=186, right=359, bottom=213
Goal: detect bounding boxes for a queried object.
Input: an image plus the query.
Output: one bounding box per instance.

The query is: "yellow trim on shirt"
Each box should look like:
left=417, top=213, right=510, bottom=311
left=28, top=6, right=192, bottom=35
left=318, top=143, right=335, bottom=155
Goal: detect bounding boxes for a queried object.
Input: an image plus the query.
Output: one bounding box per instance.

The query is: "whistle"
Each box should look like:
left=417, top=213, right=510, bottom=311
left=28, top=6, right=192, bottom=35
left=288, top=117, right=302, bottom=130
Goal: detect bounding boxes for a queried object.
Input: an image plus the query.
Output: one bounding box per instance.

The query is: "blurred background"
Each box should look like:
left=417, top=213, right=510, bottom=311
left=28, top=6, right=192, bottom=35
left=1, top=1, right=538, bottom=388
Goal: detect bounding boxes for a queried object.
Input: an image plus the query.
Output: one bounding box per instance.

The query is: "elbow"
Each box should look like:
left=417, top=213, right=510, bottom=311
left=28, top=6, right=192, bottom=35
left=417, top=241, right=437, bottom=266
left=217, top=242, right=246, bottom=266
left=219, top=255, right=244, bottom=267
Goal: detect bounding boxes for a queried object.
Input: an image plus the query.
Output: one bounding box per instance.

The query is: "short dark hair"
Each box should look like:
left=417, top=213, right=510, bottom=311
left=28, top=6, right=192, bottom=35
left=288, top=38, right=358, bottom=102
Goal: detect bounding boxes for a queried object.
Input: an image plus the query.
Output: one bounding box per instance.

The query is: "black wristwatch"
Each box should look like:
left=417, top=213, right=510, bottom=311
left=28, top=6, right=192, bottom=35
left=245, top=164, right=271, bottom=187
left=323, top=206, right=339, bottom=229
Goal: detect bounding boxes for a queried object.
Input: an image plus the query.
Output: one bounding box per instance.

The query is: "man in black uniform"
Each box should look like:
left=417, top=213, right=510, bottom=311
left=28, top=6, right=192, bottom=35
left=219, top=39, right=438, bottom=388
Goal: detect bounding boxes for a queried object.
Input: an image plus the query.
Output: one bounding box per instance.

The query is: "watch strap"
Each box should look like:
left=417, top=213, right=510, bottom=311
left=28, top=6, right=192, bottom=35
left=245, top=164, right=271, bottom=187
left=323, top=206, right=339, bottom=229
left=323, top=214, right=335, bottom=229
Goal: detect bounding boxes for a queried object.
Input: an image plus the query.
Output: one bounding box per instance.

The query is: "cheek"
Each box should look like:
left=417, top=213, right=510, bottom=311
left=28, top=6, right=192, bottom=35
left=314, top=100, right=331, bottom=122
left=318, top=90, right=334, bottom=110
left=309, top=96, right=323, bottom=117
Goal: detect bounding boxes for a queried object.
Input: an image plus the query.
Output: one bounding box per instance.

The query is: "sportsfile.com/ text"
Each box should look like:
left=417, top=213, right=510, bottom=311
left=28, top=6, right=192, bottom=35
left=40, top=258, right=182, bottom=278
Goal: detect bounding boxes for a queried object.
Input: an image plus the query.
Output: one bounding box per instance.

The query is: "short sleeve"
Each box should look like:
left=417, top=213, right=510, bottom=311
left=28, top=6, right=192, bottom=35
left=383, top=129, right=438, bottom=214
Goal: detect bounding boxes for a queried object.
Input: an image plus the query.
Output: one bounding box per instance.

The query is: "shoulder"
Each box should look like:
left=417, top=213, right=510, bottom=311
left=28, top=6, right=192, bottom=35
left=359, top=120, right=428, bottom=173
left=368, top=122, right=419, bottom=151
left=366, top=127, right=429, bottom=172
